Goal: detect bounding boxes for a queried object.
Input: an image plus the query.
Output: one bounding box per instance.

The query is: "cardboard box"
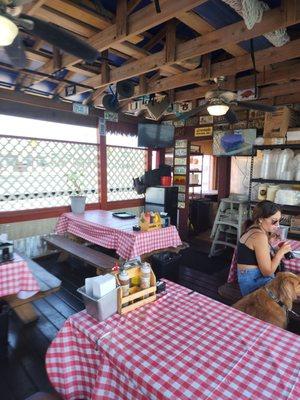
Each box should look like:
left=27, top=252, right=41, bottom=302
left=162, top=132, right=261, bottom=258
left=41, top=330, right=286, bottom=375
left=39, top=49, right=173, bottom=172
left=263, top=107, right=300, bottom=138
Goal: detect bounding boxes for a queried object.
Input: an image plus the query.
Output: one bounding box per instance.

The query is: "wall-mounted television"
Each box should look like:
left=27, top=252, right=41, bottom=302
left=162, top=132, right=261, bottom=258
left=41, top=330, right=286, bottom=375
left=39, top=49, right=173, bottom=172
left=213, top=129, right=257, bottom=156
left=138, top=123, right=175, bottom=149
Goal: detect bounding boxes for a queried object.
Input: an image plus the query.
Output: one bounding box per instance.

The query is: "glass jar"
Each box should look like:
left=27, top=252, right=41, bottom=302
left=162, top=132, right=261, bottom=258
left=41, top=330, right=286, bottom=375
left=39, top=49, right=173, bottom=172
left=118, top=270, right=130, bottom=297
left=140, top=263, right=151, bottom=290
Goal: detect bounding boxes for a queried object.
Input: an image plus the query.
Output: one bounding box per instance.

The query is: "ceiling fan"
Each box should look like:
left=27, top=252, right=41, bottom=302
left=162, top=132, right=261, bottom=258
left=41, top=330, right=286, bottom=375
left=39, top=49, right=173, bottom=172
left=176, top=76, right=276, bottom=124
left=0, top=0, right=100, bottom=69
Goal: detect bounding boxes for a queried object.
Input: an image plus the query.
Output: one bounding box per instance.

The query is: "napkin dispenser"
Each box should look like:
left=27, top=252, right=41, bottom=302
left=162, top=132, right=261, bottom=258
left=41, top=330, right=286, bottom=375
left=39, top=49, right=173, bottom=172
left=0, top=241, right=14, bottom=262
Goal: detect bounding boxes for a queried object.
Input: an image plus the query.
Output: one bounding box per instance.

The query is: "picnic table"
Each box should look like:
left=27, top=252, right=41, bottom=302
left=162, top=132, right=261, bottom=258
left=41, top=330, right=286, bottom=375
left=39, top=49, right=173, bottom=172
left=46, top=280, right=300, bottom=400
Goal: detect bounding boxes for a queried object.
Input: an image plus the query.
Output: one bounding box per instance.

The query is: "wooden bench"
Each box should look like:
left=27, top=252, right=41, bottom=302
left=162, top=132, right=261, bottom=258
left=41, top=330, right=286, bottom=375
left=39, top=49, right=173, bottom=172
left=218, top=281, right=242, bottom=304
left=45, top=235, right=117, bottom=274
left=5, top=254, right=62, bottom=324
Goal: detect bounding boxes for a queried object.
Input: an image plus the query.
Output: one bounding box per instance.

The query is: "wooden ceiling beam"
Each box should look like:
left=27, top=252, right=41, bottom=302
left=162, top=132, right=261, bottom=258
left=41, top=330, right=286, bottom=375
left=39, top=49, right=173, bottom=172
left=46, top=0, right=113, bottom=30
left=58, top=0, right=208, bottom=69
left=79, top=6, right=299, bottom=90
left=132, top=38, right=300, bottom=98
left=26, top=0, right=48, bottom=16
left=177, top=11, right=247, bottom=57
left=174, top=61, right=300, bottom=102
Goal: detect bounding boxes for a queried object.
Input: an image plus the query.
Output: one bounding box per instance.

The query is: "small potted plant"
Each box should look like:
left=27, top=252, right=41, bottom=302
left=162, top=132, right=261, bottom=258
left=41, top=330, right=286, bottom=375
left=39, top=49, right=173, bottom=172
left=67, top=172, right=86, bottom=214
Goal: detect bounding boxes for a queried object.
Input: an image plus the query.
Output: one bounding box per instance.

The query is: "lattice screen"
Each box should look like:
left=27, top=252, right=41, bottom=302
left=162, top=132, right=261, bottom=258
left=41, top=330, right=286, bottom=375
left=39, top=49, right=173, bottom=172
left=107, top=146, right=146, bottom=201
left=0, top=136, right=99, bottom=211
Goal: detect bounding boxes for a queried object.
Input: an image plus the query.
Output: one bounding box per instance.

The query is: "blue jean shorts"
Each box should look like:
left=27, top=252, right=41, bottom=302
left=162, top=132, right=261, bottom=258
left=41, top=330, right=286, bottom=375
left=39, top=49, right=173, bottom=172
left=237, top=268, right=274, bottom=296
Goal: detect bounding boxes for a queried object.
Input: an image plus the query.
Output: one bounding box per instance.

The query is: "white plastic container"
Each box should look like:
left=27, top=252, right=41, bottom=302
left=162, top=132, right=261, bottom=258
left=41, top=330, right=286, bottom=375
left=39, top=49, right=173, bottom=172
left=266, top=185, right=280, bottom=202
left=91, top=274, right=116, bottom=299
left=77, top=286, right=118, bottom=321
left=276, top=149, right=294, bottom=180
left=260, top=150, right=271, bottom=179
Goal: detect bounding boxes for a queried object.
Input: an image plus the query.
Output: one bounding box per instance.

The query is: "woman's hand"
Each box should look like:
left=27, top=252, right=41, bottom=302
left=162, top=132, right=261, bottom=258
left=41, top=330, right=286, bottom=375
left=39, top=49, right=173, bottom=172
left=277, top=242, right=292, bottom=258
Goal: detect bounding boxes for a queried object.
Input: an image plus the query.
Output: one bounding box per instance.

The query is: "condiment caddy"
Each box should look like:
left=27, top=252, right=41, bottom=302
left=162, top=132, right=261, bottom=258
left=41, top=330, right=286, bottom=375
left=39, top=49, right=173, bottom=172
left=115, top=262, right=157, bottom=314
left=139, top=212, right=162, bottom=231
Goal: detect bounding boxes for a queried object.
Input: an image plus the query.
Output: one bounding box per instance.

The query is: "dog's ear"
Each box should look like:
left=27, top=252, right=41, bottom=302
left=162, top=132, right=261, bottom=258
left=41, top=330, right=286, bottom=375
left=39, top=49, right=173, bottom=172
left=278, top=274, right=298, bottom=310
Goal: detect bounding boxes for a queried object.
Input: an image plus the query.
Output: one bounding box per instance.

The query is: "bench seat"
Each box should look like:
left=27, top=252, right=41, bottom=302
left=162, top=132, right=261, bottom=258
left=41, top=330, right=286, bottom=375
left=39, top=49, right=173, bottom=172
left=218, top=281, right=242, bottom=304
left=5, top=254, right=61, bottom=324
left=45, top=234, right=117, bottom=274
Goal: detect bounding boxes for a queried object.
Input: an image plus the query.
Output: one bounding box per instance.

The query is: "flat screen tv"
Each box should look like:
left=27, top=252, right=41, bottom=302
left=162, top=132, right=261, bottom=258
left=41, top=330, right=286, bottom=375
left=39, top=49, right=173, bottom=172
left=213, top=129, right=257, bottom=156
left=138, top=123, right=175, bottom=149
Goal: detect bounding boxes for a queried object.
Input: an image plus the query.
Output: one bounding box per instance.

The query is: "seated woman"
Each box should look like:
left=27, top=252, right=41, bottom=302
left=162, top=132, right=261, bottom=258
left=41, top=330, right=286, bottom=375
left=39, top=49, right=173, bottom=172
left=237, top=200, right=291, bottom=296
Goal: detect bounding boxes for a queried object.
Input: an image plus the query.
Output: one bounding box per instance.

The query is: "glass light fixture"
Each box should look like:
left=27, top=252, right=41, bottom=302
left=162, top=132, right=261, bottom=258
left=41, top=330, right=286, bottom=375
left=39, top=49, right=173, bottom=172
left=0, top=16, right=18, bottom=46
left=207, top=99, right=229, bottom=116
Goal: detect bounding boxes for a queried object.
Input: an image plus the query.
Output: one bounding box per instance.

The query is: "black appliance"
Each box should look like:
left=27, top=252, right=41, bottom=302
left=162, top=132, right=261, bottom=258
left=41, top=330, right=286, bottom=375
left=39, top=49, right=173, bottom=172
left=145, top=186, right=178, bottom=226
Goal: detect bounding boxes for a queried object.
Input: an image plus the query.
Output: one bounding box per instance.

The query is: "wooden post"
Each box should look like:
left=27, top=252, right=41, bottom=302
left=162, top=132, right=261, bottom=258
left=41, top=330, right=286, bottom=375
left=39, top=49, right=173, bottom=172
left=116, top=0, right=128, bottom=39
left=165, top=20, right=176, bottom=63
left=217, top=157, right=231, bottom=200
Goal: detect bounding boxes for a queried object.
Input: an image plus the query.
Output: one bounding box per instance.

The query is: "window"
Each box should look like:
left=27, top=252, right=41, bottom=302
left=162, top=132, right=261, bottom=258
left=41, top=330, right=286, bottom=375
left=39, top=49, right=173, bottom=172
left=0, top=115, right=99, bottom=211
left=106, top=145, right=146, bottom=201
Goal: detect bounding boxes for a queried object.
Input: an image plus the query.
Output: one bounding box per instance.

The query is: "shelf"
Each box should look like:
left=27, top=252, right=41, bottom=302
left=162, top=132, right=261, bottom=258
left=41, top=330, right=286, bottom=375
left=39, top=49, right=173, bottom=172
left=254, top=144, right=300, bottom=150
left=189, top=184, right=202, bottom=187
left=190, top=152, right=203, bottom=156
left=251, top=178, right=300, bottom=185
left=189, top=170, right=202, bottom=173
left=250, top=201, right=300, bottom=213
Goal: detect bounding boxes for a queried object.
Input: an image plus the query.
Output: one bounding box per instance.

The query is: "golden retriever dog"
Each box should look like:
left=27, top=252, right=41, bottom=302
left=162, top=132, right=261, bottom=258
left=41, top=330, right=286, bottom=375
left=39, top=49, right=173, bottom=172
left=233, top=272, right=300, bottom=329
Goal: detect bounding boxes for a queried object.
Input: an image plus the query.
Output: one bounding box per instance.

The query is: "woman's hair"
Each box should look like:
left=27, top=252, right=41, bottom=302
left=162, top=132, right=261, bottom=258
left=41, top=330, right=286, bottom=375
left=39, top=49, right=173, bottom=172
left=243, top=200, right=281, bottom=233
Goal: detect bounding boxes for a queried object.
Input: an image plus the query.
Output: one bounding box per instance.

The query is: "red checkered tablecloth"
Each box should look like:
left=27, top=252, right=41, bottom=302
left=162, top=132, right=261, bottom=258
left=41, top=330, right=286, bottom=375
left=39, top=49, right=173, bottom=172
left=228, top=239, right=300, bottom=283
left=0, top=253, right=40, bottom=298
left=55, top=210, right=182, bottom=259
left=46, top=281, right=300, bottom=400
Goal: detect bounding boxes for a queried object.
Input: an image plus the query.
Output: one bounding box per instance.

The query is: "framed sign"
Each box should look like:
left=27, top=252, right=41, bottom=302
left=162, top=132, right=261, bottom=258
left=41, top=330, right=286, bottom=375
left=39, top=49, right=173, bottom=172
left=104, top=111, right=119, bottom=122
left=178, top=201, right=186, bottom=209
left=174, top=157, right=187, bottom=165
left=175, top=139, right=188, bottom=148
left=175, top=148, right=187, bottom=156
left=174, top=166, right=187, bottom=175
left=173, top=175, right=186, bottom=185
left=199, top=115, right=213, bottom=125
left=194, top=126, right=213, bottom=137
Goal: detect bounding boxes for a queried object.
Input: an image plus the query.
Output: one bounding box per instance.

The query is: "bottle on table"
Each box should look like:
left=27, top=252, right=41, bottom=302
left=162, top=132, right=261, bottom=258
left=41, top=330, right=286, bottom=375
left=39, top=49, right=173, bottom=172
left=118, top=269, right=130, bottom=297
left=140, top=262, right=151, bottom=292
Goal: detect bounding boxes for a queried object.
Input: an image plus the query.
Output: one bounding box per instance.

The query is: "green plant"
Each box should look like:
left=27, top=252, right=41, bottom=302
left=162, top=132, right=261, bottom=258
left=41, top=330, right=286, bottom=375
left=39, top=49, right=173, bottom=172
left=67, top=171, right=84, bottom=195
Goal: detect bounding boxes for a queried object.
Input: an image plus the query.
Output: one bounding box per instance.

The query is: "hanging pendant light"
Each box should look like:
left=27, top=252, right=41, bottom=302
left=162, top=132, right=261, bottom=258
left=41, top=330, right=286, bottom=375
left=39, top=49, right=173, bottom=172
left=0, top=16, right=18, bottom=46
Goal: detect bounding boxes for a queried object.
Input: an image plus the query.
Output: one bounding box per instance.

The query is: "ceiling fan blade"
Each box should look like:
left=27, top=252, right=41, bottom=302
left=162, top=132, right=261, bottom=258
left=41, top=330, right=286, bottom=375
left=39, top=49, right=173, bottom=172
left=21, top=15, right=100, bottom=63
left=176, top=104, right=208, bottom=121
left=236, top=101, right=276, bottom=113
left=4, top=34, right=26, bottom=68
left=225, top=109, right=238, bottom=124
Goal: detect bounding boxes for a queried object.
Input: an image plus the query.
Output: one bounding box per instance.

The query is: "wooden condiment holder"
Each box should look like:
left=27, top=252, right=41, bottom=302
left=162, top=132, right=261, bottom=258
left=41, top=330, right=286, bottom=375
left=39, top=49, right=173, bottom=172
left=139, top=212, right=162, bottom=232
left=115, top=266, right=156, bottom=314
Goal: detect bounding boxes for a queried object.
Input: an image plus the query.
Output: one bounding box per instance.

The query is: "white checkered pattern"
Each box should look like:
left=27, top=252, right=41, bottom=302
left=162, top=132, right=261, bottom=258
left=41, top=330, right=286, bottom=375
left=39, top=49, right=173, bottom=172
left=55, top=210, right=182, bottom=259
left=46, top=281, right=300, bottom=400
left=0, top=253, right=40, bottom=298
left=228, top=240, right=300, bottom=283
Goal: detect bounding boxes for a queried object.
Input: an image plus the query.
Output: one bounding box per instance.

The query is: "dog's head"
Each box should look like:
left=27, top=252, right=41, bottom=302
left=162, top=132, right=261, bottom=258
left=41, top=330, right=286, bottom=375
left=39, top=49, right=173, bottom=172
left=275, top=272, right=300, bottom=309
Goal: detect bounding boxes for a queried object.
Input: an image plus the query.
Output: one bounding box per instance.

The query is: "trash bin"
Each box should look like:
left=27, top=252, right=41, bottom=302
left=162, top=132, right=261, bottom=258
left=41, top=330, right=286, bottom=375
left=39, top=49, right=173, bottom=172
left=150, top=252, right=182, bottom=283
left=189, top=199, right=213, bottom=235
left=0, top=301, right=9, bottom=359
